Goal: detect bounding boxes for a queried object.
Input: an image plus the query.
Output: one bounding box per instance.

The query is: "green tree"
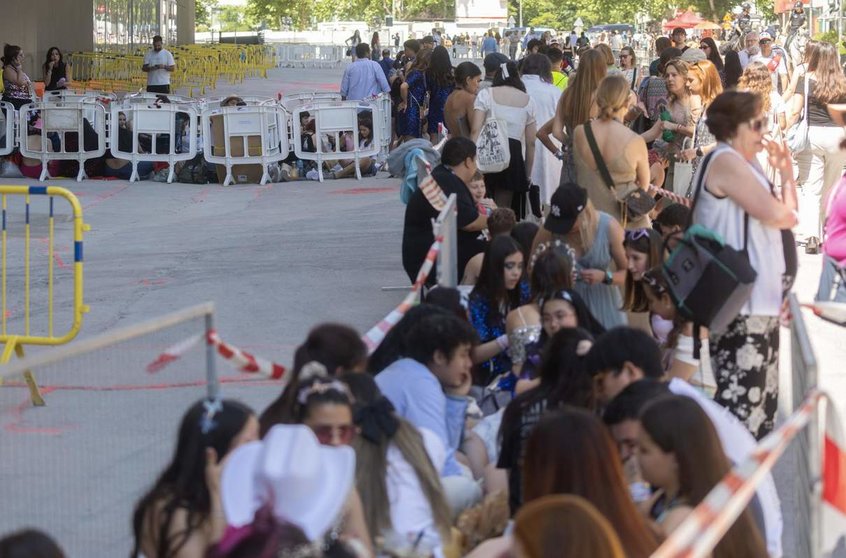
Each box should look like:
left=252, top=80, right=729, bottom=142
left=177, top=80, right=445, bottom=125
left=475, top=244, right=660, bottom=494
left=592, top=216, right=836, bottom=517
left=195, top=0, right=217, bottom=29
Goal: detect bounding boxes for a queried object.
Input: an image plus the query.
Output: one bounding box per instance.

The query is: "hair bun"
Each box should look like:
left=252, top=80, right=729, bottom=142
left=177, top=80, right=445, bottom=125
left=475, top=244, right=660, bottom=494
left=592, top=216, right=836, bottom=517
left=298, top=361, right=329, bottom=382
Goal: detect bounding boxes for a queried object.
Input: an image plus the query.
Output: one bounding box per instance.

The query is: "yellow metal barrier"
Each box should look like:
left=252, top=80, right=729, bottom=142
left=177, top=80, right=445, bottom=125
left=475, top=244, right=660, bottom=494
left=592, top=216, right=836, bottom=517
left=66, top=45, right=276, bottom=97
left=0, top=186, right=90, bottom=405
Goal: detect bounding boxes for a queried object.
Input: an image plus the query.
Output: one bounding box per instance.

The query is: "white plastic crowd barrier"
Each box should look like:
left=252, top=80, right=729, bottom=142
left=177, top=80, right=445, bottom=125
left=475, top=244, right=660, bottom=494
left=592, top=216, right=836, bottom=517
left=275, top=44, right=348, bottom=69
left=291, top=101, right=380, bottom=182
left=109, top=103, right=199, bottom=183
left=279, top=92, right=343, bottom=112
left=19, top=102, right=107, bottom=182
left=0, top=101, right=15, bottom=157
left=371, top=94, right=391, bottom=157
left=201, top=104, right=290, bottom=186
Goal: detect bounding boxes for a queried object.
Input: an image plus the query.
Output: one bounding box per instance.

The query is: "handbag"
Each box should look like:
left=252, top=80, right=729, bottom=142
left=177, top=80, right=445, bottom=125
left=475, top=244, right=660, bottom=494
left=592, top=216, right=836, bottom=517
left=673, top=137, right=694, bottom=196
left=475, top=91, right=511, bottom=174
left=662, top=151, right=758, bottom=334
left=584, top=121, right=656, bottom=221
left=786, top=73, right=810, bottom=152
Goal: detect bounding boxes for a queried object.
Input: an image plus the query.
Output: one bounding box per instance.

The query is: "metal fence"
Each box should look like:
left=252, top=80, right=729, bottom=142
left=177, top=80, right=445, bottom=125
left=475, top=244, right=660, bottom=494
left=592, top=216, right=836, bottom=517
left=0, top=303, right=277, bottom=557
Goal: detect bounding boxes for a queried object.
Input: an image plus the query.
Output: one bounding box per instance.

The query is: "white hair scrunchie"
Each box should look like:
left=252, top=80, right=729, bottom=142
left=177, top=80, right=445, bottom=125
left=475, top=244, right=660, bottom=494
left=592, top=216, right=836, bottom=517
left=500, top=62, right=510, bottom=79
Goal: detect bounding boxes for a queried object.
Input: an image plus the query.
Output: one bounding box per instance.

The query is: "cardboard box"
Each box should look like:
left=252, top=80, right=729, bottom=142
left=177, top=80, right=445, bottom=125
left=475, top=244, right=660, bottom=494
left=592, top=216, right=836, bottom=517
left=210, top=114, right=265, bottom=184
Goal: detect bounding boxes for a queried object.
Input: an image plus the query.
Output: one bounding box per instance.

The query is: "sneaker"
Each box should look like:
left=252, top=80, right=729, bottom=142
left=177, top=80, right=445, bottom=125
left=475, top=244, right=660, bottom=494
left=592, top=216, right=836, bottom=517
left=331, top=163, right=343, bottom=172
left=306, top=169, right=319, bottom=181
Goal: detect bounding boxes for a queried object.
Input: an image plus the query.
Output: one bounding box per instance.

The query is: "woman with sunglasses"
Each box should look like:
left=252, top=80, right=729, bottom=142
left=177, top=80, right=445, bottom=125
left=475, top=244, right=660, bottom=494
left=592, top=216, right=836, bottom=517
left=698, top=38, right=724, bottom=86
left=678, top=60, right=723, bottom=196
left=690, top=90, right=798, bottom=439
left=292, top=369, right=357, bottom=447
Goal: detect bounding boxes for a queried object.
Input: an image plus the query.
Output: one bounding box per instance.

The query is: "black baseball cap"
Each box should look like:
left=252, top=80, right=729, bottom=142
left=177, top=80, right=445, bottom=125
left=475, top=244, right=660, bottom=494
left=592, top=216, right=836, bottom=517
left=483, top=52, right=509, bottom=73
left=544, top=183, right=588, bottom=235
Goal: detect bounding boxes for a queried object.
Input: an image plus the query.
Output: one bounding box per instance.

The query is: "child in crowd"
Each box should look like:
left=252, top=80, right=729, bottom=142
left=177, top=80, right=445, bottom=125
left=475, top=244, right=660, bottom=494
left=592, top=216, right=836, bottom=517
left=466, top=170, right=496, bottom=216
left=131, top=398, right=259, bottom=558
left=641, top=266, right=715, bottom=396
left=637, top=395, right=768, bottom=557
left=461, top=207, right=516, bottom=285
left=374, top=311, right=483, bottom=516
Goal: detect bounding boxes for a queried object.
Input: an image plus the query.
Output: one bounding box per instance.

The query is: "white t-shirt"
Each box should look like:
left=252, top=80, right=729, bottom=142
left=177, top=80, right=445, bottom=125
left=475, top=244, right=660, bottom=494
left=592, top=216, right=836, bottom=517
left=473, top=87, right=537, bottom=141
left=386, top=427, right=446, bottom=552
left=751, top=52, right=787, bottom=90
left=144, top=49, right=175, bottom=86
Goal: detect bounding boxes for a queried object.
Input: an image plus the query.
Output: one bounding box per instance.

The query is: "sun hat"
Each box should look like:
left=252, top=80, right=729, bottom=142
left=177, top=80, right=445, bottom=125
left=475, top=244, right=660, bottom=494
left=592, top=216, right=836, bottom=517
left=544, top=183, right=587, bottom=235
left=221, top=424, right=355, bottom=541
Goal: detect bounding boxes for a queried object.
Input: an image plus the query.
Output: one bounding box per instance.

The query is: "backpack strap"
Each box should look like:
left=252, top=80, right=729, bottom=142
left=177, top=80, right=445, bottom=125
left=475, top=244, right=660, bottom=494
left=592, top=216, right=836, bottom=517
left=687, top=148, right=750, bottom=253
left=583, top=121, right=615, bottom=191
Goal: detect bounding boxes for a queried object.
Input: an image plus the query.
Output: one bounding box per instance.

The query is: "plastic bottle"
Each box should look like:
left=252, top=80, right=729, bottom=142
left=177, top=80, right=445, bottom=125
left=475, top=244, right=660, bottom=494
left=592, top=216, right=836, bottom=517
left=660, top=109, right=675, bottom=143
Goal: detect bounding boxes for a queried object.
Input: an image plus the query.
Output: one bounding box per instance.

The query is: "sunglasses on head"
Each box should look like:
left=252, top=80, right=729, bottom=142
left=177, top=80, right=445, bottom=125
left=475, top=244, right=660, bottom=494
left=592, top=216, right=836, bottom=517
left=310, top=424, right=356, bottom=445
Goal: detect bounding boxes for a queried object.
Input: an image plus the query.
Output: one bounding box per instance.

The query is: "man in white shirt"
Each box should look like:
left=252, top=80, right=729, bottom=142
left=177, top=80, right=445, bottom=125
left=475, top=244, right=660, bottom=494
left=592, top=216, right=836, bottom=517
left=610, top=30, right=624, bottom=58
left=738, top=30, right=760, bottom=70
left=753, top=32, right=788, bottom=94
left=142, top=35, right=176, bottom=94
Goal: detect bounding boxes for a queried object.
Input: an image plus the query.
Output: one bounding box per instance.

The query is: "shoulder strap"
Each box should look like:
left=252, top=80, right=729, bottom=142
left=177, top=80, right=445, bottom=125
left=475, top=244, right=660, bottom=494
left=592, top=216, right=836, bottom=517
left=802, top=73, right=809, bottom=117
left=631, top=68, right=637, bottom=90
left=583, top=122, right=615, bottom=190
left=688, top=148, right=751, bottom=252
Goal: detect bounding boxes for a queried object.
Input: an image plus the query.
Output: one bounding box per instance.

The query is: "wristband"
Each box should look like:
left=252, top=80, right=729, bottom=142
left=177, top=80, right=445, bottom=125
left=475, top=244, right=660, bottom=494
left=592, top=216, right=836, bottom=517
left=495, top=334, right=509, bottom=351
left=603, top=270, right=613, bottom=285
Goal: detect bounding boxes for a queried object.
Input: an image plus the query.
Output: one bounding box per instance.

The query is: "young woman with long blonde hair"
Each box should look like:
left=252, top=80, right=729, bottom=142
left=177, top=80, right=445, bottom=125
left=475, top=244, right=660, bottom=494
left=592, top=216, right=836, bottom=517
left=537, top=48, right=608, bottom=185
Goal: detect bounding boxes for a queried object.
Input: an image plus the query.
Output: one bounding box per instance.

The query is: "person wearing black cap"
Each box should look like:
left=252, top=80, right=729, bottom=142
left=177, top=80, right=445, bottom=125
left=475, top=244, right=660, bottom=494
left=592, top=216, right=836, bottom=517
left=479, top=52, right=509, bottom=91
left=401, top=137, right=488, bottom=285
left=532, top=183, right=628, bottom=329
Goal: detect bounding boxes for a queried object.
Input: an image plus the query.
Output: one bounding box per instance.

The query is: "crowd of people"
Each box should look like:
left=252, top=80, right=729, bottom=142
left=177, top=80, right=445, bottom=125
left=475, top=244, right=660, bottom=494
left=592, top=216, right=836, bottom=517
left=2, top=16, right=845, bottom=558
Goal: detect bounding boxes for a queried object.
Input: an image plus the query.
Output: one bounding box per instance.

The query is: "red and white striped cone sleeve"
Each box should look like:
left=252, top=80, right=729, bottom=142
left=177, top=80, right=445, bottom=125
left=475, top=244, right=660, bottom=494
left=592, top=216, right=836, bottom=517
left=146, top=334, right=204, bottom=373
left=652, top=389, right=845, bottom=558
left=206, top=330, right=287, bottom=380
left=822, top=396, right=846, bottom=553
left=649, top=184, right=691, bottom=207
left=362, top=234, right=443, bottom=353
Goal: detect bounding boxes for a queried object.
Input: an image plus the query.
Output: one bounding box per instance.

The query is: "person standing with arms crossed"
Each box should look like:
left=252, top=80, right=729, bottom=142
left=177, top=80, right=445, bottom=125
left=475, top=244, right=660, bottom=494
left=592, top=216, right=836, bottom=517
left=142, top=35, right=175, bottom=94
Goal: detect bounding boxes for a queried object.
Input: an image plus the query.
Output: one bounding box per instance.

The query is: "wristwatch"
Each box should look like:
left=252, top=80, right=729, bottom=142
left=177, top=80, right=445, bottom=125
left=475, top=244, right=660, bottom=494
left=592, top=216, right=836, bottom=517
left=603, top=270, right=613, bottom=285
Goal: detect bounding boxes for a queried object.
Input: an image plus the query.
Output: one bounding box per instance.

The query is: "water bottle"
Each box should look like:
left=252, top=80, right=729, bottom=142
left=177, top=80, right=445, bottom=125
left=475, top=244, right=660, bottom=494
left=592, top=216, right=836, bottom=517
left=660, top=109, right=675, bottom=143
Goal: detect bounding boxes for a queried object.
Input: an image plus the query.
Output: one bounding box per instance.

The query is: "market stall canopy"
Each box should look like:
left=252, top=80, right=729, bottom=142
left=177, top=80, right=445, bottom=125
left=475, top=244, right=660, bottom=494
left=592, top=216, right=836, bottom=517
left=694, top=20, right=723, bottom=29
left=663, top=10, right=705, bottom=29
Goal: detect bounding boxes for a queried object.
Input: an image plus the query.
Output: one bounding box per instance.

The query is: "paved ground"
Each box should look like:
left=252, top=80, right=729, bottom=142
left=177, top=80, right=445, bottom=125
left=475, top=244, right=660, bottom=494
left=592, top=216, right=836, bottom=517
left=0, top=66, right=843, bottom=557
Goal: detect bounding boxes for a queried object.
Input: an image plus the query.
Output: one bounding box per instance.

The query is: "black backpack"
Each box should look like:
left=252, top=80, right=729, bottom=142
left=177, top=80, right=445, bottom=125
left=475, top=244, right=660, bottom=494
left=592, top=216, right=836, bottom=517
left=176, top=153, right=209, bottom=184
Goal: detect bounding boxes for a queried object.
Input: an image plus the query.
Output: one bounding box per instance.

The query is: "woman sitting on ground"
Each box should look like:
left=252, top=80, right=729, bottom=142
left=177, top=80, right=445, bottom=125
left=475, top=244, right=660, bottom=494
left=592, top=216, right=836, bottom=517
left=326, top=114, right=377, bottom=179
left=131, top=398, right=259, bottom=558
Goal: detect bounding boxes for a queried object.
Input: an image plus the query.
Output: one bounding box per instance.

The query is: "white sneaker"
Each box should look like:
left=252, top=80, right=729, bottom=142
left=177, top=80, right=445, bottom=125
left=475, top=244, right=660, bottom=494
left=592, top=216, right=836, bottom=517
left=306, top=169, right=319, bottom=181
left=331, top=163, right=343, bottom=172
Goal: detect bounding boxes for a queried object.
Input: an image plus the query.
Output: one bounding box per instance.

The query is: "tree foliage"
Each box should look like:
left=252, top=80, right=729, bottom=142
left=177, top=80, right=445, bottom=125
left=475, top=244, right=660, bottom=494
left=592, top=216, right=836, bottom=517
left=195, top=0, right=217, bottom=30
left=247, top=0, right=453, bottom=30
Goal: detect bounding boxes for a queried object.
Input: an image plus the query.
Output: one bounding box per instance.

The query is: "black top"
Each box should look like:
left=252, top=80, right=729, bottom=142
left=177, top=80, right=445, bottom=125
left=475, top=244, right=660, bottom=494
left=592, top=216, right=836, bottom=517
left=498, top=395, right=549, bottom=514
left=45, top=61, right=68, bottom=91
left=797, top=76, right=846, bottom=127
left=401, top=164, right=485, bottom=284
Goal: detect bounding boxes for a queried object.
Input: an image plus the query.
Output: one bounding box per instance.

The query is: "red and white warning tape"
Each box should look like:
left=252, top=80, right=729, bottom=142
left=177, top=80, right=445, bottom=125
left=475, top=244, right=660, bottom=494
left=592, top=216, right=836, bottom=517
left=362, top=234, right=443, bottom=353
left=649, top=184, right=691, bottom=207
left=147, top=330, right=287, bottom=381
left=652, top=388, right=846, bottom=557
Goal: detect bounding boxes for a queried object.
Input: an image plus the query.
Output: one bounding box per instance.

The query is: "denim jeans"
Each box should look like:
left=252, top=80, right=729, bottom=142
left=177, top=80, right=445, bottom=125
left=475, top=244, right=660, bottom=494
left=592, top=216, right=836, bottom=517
left=816, top=254, right=846, bottom=302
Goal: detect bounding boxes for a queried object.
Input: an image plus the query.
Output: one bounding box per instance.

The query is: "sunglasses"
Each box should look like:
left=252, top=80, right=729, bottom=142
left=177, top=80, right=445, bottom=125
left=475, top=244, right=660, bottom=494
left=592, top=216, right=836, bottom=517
left=311, top=424, right=356, bottom=445
left=748, top=116, right=770, bottom=133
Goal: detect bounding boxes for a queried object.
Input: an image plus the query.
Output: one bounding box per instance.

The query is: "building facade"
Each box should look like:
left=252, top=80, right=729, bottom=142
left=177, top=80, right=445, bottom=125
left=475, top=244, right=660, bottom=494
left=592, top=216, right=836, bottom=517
left=1, top=0, right=194, bottom=79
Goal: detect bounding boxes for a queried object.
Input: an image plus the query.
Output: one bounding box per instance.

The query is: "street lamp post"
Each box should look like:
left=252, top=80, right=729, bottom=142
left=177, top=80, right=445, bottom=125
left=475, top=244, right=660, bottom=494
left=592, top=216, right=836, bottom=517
left=519, top=0, right=523, bottom=28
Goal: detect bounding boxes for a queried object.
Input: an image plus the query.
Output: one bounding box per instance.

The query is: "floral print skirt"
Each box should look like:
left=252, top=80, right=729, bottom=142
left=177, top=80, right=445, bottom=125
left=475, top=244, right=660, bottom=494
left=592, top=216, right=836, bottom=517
left=710, top=314, right=780, bottom=440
